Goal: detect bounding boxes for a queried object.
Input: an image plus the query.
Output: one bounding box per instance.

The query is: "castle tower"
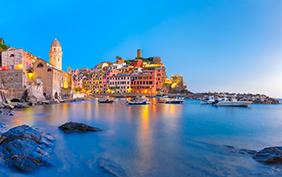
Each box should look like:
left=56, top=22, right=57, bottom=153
left=49, top=38, right=62, bottom=70
left=137, top=49, right=142, bottom=58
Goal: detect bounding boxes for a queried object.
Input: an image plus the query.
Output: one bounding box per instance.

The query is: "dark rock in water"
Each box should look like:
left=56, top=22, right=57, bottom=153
left=0, top=125, right=55, bottom=172
left=253, top=147, right=282, bottom=164
left=98, top=158, right=127, bottom=177
left=59, top=122, right=101, bottom=133
left=239, top=149, right=257, bottom=155
left=226, top=145, right=282, bottom=165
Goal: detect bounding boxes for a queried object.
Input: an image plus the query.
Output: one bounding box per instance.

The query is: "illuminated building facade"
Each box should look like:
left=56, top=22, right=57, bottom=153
left=1, top=47, right=34, bottom=71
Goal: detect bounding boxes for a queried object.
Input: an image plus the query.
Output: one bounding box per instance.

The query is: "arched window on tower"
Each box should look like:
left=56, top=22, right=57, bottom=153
left=58, top=58, right=60, bottom=62
left=10, top=54, right=15, bottom=57
left=54, top=48, right=56, bottom=51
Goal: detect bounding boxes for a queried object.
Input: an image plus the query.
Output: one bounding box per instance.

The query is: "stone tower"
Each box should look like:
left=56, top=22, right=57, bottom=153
left=137, top=49, right=142, bottom=58
left=49, top=38, right=62, bottom=70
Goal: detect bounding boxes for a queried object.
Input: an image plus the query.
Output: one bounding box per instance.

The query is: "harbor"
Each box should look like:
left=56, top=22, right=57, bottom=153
left=0, top=99, right=281, bottom=176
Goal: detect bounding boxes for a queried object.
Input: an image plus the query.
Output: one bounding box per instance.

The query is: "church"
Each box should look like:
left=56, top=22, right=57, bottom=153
left=30, top=38, right=73, bottom=99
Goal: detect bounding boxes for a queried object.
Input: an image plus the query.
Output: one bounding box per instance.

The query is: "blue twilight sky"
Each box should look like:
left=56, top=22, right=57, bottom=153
left=0, top=0, right=282, bottom=97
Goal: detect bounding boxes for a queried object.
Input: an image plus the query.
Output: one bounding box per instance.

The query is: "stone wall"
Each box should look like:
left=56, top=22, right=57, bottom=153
left=0, top=70, right=28, bottom=89
left=1, top=48, right=23, bottom=68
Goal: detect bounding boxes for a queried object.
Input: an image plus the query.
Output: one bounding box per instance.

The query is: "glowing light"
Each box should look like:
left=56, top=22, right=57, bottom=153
left=27, top=73, right=34, bottom=79
left=171, top=82, right=177, bottom=88
left=17, top=64, right=23, bottom=69
left=64, top=81, right=68, bottom=88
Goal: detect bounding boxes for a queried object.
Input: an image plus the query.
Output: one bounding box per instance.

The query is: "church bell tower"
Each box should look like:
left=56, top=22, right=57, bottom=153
left=49, top=38, right=63, bottom=70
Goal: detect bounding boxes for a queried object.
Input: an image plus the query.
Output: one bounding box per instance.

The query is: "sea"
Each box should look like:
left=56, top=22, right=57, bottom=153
left=0, top=99, right=282, bottom=176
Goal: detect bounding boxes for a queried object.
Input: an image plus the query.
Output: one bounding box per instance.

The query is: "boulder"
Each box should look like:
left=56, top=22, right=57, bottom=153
left=253, top=147, right=282, bottom=164
left=98, top=158, right=127, bottom=177
left=0, top=125, right=54, bottom=172
left=59, top=122, right=102, bottom=133
left=225, top=145, right=282, bottom=164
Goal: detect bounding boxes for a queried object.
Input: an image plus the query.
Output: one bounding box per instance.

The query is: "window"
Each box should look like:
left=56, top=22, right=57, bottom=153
left=58, top=58, right=60, bottom=62
left=10, top=54, right=15, bottom=57
left=146, top=81, right=148, bottom=84
left=143, top=81, right=145, bottom=84
left=47, top=68, right=52, bottom=72
left=37, top=63, right=44, bottom=67
left=149, top=81, right=152, bottom=84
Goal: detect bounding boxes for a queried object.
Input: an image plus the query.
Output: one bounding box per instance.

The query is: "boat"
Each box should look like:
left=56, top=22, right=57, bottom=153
left=98, top=98, right=114, bottom=103
left=200, top=97, right=209, bottom=104
left=127, top=98, right=148, bottom=105
left=216, top=96, right=252, bottom=107
left=201, top=96, right=218, bottom=104
left=158, top=97, right=165, bottom=103
left=164, top=99, right=184, bottom=104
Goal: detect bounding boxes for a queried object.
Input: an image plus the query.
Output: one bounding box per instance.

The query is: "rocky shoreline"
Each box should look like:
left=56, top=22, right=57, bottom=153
left=0, top=122, right=127, bottom=176
left=190, top=92, right=280, bottom=104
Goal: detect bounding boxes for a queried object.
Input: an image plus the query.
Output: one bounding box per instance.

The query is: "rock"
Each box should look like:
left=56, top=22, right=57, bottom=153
left=98, top=158, right=127, bottom=177
left=59, top=122, right=102, bottom=133
left=226, top=145, right=282, bottom=165
left=253, top=147, right=282, bottom=164
left=0, top=125, right=55, bottom=172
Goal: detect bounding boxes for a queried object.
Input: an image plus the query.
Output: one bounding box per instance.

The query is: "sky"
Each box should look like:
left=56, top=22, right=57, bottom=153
left=0, top=0, right=282, bottom=97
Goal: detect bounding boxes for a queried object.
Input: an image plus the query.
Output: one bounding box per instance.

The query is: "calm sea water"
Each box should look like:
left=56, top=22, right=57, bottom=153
left=1, top=99, right=282, bottom=177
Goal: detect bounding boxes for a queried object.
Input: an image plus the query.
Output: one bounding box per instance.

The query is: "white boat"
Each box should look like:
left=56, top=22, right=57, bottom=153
left=216, top=97, right=252, bottom=107
left=164, top=99, right=184, bottom=104
left=200, top=96, right=215, bottom=104
left=127, top=98, right=148, bottom=105
left=200, top=97, right=209, bottom=104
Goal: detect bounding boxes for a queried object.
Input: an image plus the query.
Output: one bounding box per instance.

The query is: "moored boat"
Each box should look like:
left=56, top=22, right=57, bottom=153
left=216, top=96, right=252, bottom=107
left=127, top=98, right=148, bottom=105
left=98, top=99, right=114, bottom=103
left=164, top=99, right=184, bottom=104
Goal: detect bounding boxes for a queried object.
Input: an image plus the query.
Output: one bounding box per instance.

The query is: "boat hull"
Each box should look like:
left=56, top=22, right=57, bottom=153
left=165, top=100, right=184, bottom=104
left=216, top=101, right=252, bottom=107
left=98, top=100, right=113, bottom=103
left=127, top=101, right=147, bottom=105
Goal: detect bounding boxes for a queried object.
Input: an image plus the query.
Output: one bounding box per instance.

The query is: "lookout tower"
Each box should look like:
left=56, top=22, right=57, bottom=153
left=49, top=38, right=62, bottom=70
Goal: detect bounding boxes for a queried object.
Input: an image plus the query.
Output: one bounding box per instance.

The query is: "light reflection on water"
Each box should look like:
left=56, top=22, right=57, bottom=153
left=0, top=100, right=282, bottom=176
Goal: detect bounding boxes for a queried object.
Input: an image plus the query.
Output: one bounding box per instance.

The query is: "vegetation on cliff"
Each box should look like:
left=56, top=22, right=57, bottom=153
left=0, top=38, right=9, bottom=51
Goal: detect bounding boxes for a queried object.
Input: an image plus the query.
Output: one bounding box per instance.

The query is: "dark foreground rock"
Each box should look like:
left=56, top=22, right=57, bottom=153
left=59, top=122, right=102, bottom=133
left=226, top=145, right=282, bottom=164
left=0, top=125, right=54, bottom=172
left=98, top=158, right=127, bottom=177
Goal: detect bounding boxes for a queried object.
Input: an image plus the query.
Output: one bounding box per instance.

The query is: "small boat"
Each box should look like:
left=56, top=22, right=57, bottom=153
left=216, top=96, right=252, bottom=107
left=164, top=99, right=184, bottom=104
left=200, top=98, right=209, bottom=104
left=200, top=96, right=216, bottom=104
left=98, top=99, right=113, bottom=103
left=127, top=98, right=148, bottom=105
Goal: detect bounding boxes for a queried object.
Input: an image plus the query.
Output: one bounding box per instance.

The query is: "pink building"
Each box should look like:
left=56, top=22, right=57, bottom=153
left=109, top=73, right=131, bottom=93
left=73, top=75, right=85, bottom=88
left=154, top=68, right=162, bottom=91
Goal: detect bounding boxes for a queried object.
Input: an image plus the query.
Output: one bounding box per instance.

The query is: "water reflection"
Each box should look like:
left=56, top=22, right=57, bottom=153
left=1, top=100, right=282, bottom=176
